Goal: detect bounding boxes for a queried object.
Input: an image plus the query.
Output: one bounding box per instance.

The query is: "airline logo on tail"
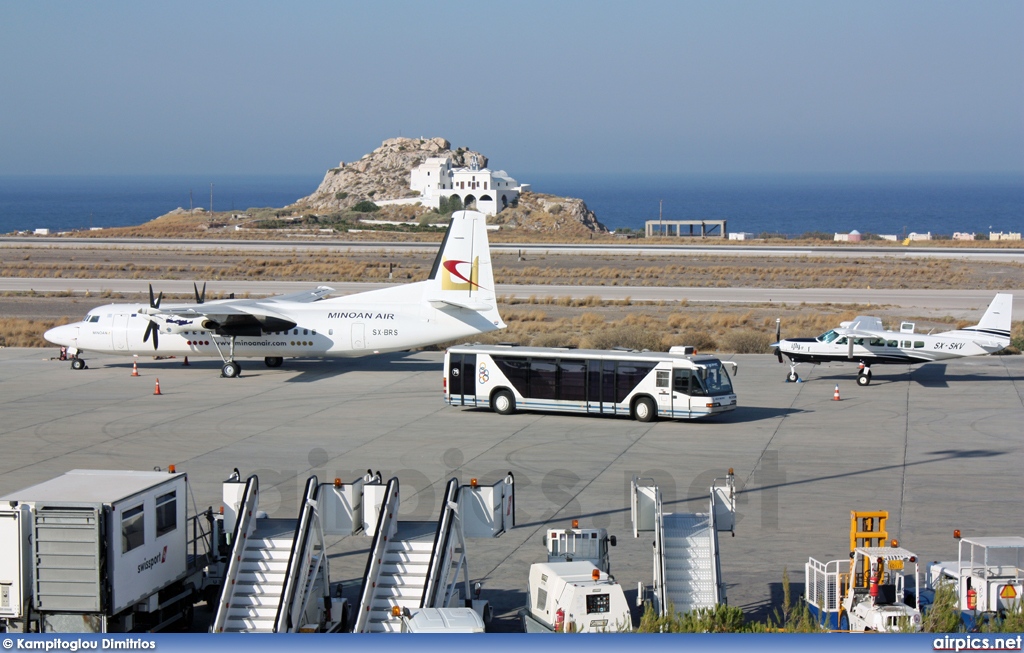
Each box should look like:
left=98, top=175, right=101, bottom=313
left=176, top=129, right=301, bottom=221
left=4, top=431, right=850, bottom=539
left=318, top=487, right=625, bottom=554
left=441, top=257, right=484, bottom=291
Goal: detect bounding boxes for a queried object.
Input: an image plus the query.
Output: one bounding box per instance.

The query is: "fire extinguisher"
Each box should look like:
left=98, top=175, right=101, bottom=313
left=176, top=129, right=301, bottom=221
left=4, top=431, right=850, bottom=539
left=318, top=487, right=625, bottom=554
left=869, top=558, right=881, bottom=598
left=967, top=587, right=978, bottom=611
left=554, top=607, right=565, bottom=632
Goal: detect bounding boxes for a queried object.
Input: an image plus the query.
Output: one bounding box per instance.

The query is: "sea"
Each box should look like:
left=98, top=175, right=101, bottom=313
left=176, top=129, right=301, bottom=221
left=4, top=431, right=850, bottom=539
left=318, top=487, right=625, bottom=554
left=1, top=173, right=1021, bottom=238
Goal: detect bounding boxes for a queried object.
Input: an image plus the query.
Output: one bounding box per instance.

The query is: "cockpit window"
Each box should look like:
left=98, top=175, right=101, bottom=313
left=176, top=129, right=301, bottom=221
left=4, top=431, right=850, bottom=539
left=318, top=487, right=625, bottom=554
left=818, top=329, right=841, bottom=343
left=85, top=314, right=100, bottom=323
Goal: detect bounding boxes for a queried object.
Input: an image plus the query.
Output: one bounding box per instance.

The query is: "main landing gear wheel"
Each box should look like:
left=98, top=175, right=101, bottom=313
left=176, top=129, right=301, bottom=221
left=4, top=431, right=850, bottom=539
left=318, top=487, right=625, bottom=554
left=222, top=361, right=241, bottom=378
left=492, top=390, right=516, bottom=415
left=633, top=396, right=656, bottom=422
left=857, top=373, right=871, bottom=386
left=839, top=611, right=850, bottom=632
left=71, top=358, right=85, bottom=370
left=786, top=371, right=799, bottom=383
left=264, top=356, right=283, bottom=368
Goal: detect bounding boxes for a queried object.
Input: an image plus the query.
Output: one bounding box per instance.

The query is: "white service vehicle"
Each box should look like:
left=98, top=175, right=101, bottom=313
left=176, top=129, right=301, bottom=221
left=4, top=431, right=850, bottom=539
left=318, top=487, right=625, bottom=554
left=522, top=523, right=631, bottom=633
left=806, top=546, right=923, bottom=632
left=446, top=344, right=737, bottom=422
left=0, top=469, right=217, bottom=633
left=398, top=607, right=485, bottom=633
left=926, top=533, right=1024, bottom=630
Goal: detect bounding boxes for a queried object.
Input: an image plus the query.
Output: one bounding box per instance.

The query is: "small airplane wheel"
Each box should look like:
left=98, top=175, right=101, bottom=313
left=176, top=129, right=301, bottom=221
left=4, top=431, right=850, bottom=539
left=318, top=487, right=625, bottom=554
left=857, top=373, right=871, bottom=387
left=71, top=358, right=85, bottom=370
left=264, top=356, right=283, bottom=368
left=786, top=372, right=799, bottom=383
left=222, top=361, right=241, bottom=378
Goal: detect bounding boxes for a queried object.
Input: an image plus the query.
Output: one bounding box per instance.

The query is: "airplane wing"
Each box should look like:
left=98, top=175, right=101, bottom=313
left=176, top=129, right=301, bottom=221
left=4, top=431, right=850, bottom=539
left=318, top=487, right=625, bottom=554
left=263, top=286, right=334, bottom=303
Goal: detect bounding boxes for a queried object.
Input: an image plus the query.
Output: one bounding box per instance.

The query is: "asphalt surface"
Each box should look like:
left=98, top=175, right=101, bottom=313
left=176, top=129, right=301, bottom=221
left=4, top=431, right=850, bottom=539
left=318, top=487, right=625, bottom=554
left=1, top=347, right=1021, bottom=631
left=4, top=277, right=1024, bottom=321
left=6, top=236, right=1024, bottom=261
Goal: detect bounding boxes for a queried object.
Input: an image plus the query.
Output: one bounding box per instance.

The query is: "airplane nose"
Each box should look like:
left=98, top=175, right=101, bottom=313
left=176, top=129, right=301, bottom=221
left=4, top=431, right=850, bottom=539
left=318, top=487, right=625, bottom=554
left=44, top=324, right=76, bottom=346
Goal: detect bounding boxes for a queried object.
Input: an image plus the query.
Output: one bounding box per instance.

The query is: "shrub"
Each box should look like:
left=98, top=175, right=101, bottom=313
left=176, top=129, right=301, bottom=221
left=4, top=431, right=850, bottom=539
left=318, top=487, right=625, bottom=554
left=721, top=329, right=773, bottom=354
left=334, top=191, right=348, bottom=200
left=352, top=200, right=379, bottom=213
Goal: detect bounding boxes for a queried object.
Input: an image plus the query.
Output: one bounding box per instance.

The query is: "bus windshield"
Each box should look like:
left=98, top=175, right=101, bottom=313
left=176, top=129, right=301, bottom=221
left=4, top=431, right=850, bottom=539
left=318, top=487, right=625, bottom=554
left=698, top=362, right=733, bottom=395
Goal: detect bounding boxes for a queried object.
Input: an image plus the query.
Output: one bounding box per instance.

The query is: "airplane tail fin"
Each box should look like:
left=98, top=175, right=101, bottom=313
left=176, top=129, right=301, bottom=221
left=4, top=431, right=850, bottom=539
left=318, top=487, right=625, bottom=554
left=965, top=293, right=1012, bottom=340
left=425, top=210, right=505, bottom=328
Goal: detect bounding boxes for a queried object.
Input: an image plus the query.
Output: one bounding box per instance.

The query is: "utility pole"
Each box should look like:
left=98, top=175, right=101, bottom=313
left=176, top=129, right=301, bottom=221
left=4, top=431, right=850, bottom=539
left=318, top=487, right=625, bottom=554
left=659, top=199, right=663, bottom=236
left=189, top=190, right=193, bottom=216
left=210, top=183, right=214, bottom=215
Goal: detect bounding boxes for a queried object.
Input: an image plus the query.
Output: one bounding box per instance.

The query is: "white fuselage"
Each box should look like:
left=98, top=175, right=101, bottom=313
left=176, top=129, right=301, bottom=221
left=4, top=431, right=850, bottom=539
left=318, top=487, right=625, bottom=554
left=778, top=327, right=1007, bottom=366
left=47, top=287, right=501, bottom=361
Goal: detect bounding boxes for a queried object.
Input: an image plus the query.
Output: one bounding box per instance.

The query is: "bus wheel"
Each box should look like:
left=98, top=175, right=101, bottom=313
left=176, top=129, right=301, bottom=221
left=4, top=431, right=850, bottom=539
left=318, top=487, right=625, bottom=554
left=633, top=397, right=656, bottom=422
left=492, top=390, right=516, bottom=415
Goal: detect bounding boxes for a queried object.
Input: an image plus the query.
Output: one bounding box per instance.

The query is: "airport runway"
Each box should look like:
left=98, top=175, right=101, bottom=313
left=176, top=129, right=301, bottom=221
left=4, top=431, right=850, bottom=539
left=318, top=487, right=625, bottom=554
left=4, top=277, right=1024, bottom=320
left=1, top=348, right=1021, bottom=630
left=5, top=236, right=1024, bottom=261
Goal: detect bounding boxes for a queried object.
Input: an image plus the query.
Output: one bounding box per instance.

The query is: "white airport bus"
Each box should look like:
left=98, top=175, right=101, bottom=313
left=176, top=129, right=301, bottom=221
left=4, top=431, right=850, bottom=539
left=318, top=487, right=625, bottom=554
left=444, top=344, right=737, bottom=422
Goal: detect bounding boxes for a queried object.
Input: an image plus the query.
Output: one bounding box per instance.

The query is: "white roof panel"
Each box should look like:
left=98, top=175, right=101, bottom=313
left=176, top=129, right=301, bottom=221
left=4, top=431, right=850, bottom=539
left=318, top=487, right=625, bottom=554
left=1, top=469, right=184, bottom=505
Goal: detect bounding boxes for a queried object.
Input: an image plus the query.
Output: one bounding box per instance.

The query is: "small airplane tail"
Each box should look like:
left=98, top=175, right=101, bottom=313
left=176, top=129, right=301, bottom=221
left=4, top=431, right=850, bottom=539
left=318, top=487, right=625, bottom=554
left=424, top=210, right=506, bottom=328
left=964, top=293, right=1013, bottom=339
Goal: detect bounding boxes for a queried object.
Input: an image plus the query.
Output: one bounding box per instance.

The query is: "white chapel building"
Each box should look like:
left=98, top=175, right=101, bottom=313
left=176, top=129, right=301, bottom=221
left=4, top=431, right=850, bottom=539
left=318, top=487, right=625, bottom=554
left=409, top=155, right=528, bottom=217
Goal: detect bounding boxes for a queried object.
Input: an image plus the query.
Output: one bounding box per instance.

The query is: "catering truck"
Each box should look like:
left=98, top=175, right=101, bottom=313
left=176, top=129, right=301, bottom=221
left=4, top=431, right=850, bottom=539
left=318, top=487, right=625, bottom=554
left=0, top=469, right=217, bottom=633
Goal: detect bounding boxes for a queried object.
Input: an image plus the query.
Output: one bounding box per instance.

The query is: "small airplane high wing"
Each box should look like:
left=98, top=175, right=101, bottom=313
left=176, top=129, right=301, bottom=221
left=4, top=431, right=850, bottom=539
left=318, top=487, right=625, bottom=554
left=772, top=293, right=1013, bottom=386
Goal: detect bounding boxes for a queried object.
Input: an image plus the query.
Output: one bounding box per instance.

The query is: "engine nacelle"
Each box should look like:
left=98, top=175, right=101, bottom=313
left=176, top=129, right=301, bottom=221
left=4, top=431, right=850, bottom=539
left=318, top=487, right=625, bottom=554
left=161, top=318, right=217, bottom=334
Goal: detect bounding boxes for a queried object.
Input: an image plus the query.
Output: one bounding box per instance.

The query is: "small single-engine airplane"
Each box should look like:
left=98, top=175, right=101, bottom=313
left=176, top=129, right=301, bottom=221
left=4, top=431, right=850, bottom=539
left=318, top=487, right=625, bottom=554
left=44, top=210, right=506, bottom=377
left=773, top=293, right=1013, bottom=386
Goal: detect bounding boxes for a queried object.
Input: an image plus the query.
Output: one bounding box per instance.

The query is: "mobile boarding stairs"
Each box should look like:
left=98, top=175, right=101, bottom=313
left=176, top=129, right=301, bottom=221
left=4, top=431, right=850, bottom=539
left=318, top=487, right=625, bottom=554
left=631, top=472, right=736, bottom=616
left=210, top=469, right=515, bottom=633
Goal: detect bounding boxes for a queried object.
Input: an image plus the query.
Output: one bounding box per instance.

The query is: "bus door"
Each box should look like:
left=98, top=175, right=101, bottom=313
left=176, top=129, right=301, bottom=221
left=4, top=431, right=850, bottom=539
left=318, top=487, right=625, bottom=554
left=586, top=359, right=602, bottom=413
left=655, top=368, right=673, bottom=416
left=673, top=368, right=701, bottom=417
left=448, top=352, right=477, bottom=406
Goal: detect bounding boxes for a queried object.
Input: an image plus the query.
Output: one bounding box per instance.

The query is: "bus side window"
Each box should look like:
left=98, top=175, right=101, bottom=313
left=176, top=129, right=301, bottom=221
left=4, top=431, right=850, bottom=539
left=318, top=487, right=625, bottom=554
left=656, top=370, right=670, bottom=389
left=689, top=372, right=707, bottom=396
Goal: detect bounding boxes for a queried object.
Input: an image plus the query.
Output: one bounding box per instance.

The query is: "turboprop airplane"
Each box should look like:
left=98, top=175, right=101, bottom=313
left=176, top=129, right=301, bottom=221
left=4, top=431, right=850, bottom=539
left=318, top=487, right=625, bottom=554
left=44, top=210, right=506, bottom=377
left=773, top=293, right=1013, bottom=386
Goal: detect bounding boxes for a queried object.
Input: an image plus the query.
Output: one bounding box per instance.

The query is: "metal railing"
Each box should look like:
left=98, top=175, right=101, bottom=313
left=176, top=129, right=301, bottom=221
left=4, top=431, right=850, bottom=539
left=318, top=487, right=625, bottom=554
left=275, top=475, right=328, bottom=633
left=353, top=477, right=400, bottom=633
left=422, top=478, right=462, bottom=608
left=211, top=474, right=259, bottom=633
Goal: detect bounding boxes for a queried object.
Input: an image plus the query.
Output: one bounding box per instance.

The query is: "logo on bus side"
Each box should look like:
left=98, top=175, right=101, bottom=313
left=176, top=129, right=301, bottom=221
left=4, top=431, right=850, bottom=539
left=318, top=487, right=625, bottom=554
left=479, top=362, right=489, bottom=384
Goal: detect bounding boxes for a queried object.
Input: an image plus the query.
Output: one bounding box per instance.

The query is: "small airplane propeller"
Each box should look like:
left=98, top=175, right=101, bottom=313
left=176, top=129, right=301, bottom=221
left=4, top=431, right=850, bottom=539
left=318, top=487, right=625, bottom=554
left=774, top=318, right=783, bottom=363
left=194, top=282, right=206, bottom=304
left=142, top=284, right=162, bottom=350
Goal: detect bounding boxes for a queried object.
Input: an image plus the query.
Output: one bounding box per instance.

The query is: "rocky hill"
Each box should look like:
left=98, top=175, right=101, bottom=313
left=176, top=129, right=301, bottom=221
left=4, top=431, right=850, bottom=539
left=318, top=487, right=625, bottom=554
left=293, top=137, right=607, bottom=233
left=296, top=137, right=485, bottom=212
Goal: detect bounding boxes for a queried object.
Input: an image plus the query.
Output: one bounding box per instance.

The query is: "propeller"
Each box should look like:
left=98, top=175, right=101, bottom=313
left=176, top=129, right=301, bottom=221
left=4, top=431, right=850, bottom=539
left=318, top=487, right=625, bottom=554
left=142, top=284, right=162, bottom=350
left=194, top=282, right=206, bottom=304
left=774, top=318, right=783, bottom=363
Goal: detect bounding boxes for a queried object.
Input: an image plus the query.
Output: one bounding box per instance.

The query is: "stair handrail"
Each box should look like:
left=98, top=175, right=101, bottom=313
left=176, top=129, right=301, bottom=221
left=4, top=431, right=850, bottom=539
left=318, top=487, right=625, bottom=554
left=653, top=485, right=668, bottom=617
left=422, top=478, right=461, bottom=608
left=353, top=477, right=400, bottom=633
left=211, top=473, right=259, bottom=633
left=708, top=484, right=723, bottom=605
left=275, top=475, right=320, bottom=633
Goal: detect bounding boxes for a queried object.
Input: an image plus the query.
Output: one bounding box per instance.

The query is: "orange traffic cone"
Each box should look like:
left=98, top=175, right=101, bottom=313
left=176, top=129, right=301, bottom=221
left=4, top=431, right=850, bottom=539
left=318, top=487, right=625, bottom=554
left=833, top=384, right=841, bottom=401
left=182, top=356, right=190, bottom=367
left=154, top=379, right=162, bottom=396
left=131, top=361, right=140, bottom=377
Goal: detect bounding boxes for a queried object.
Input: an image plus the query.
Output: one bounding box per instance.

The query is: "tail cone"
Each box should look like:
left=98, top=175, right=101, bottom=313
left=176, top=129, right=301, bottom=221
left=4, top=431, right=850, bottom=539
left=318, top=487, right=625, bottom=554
left=154, top=379, right=162, bottom=396
left=833, top=384, right=841, bottom=401
left=131, top=361, right=139, bottom=377
left=182, top=356, right=190, bottom=367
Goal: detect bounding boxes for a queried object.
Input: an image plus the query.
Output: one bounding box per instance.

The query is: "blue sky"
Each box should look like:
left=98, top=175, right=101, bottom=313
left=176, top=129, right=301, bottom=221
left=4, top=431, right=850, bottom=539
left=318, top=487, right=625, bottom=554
left=1, top=1, right=1022, bottom=176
